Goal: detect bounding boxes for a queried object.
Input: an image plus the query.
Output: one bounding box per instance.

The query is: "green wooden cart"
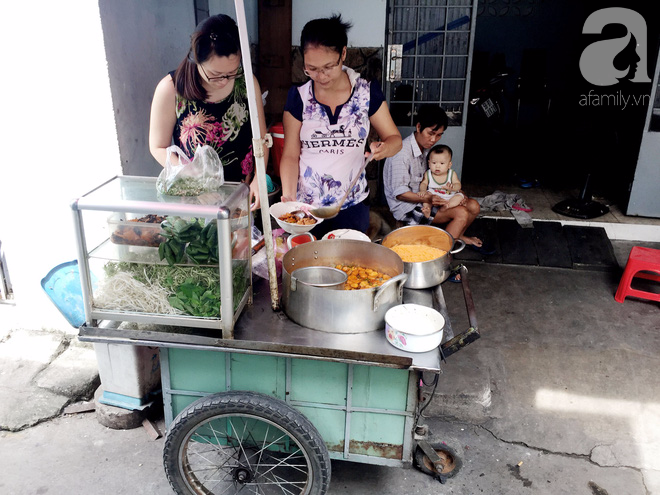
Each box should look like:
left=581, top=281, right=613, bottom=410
left=79, top=266, right=478, bottom=494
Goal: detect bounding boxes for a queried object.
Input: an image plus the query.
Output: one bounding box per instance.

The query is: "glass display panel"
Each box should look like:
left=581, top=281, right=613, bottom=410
left=75, top=176, right=250, bottom=325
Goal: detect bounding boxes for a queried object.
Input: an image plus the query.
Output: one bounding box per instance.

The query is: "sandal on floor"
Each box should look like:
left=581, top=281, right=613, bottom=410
left=512, top=202, right=533, bottom=212
left=469, top=243, right=496, bottom=255
left=447, top=272, right=461, bottom=283
left=520, top=179, right=541, bottom=189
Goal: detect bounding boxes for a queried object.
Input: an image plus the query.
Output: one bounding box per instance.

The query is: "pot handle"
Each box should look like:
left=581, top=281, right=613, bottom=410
left=373, top=273, right=408, bottom=312
left=450, top=239, right=466, bottom=254
left=290, top=274, right=298, bottom=291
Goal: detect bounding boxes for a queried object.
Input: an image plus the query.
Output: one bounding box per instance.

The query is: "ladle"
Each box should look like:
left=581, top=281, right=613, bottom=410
left=308, top=154, right=375, bottom=219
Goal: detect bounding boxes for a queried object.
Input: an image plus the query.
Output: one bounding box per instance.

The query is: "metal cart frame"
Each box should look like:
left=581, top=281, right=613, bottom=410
left=79, top=266, right=479, bottom=493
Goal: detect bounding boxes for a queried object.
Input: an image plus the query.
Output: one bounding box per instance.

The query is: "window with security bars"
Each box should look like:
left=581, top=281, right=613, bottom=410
left=387, top=0, right=475, bottom=127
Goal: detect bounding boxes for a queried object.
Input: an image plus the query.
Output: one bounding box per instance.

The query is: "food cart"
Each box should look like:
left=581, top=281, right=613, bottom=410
left=67, top=2, right=480, bottom=492
left=70, top=174, right=479, bottom=494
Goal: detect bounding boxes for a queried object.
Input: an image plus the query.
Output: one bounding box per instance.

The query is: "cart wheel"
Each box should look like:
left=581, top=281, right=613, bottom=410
left=414, top=443, right=462, bottom=479
left=163, top=391, right=331, bottom=495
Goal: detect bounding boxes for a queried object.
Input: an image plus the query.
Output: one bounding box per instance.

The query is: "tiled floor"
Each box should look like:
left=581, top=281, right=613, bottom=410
left=463, top=182, right=660, bottom=242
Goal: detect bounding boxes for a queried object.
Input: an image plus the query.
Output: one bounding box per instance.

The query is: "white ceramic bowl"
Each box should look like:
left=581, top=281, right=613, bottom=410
left=385, top=304, right=445, bottom=353
left=322, top=229, right=371, bottom=242
left=270, top=201, right=323, bottom=235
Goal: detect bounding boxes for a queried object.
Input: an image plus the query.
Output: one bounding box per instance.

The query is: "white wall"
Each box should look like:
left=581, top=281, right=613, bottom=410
left=1, top=1, right=122, bottom=333
left=292, top=0, right=386, bottom=47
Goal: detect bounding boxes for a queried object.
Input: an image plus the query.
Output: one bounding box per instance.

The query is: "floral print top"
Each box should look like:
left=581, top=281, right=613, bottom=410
left=171, top=72, right=253, bottom=182
left=285, top=67, right=385, bottom=209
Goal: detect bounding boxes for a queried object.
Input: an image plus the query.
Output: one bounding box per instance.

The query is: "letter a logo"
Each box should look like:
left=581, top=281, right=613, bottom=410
left=580, top=7, right=651, bottom=86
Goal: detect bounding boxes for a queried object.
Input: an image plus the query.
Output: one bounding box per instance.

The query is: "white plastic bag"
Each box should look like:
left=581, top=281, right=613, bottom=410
left=156, top=145, right=224, bottom=196
left=251, top=228, right=288, bottom=280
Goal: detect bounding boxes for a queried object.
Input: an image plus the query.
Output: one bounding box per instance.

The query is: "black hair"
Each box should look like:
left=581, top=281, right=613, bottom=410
left=414, top=104, right=448, bottom=132
left=427, top=144, right=453, bottom=163
left=300, top=14, right=352, bottom=55
left=174, top=14, right=241, bottom=101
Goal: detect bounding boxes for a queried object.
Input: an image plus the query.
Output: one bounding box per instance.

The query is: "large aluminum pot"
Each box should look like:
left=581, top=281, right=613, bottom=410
left=282, top=239, right=408, bottom=333
left=381, top=225, right=465, bottom=289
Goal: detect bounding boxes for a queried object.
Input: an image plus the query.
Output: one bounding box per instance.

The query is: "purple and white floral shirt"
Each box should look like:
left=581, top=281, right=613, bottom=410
left=285, top=67, right=385, bottom=209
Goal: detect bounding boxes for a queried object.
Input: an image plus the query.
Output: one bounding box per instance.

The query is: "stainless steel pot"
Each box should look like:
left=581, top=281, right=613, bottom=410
left=282, top=239, right=408, bottom=333
left=381, top=225, right=465, bottom=289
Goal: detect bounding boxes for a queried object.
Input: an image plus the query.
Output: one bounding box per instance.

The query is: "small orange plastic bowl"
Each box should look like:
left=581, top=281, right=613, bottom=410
left=287, top=232, right=316, bottom=249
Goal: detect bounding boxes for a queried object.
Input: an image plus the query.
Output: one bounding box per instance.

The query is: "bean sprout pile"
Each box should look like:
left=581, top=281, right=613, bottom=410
left=94, top=271, right=184, bottom=314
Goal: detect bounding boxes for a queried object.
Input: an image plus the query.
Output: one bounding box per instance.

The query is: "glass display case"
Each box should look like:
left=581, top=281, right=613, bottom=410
left=71, top=176, right=252, bottom=339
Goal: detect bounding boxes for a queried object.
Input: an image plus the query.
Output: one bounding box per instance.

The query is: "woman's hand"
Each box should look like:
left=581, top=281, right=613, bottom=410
left=367, top=139, right=399, bottom=162
left=369, top=103, right=403, bottom=160
left=249, top=178, right=261, bottom=211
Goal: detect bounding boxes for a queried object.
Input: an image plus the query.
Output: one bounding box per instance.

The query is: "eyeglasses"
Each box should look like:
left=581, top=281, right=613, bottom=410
left=303, top=55, right=342, bottom=77
left=199, top=64, right=244, bottom=82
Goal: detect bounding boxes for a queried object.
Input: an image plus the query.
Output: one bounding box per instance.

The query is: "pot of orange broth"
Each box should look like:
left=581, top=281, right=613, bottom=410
left=381, top=225, right=465, bottom=289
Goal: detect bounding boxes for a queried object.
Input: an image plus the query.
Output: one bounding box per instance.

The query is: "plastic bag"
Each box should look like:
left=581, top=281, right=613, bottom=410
left=252, top=228, right=288, bottom=280
left=156, top=145, right=224, bottom=196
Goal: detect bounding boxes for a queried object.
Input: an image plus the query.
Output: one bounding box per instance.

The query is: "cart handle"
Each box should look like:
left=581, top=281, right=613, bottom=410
left=440, top=265, right=480, bottom=358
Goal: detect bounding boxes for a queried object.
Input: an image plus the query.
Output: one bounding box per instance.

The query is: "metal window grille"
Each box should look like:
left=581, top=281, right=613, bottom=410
left=386, top=0, right=476, bottom=127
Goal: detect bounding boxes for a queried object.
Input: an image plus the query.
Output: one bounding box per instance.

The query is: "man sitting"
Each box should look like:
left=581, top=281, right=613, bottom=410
left=383, top=104, right=485, bottom=249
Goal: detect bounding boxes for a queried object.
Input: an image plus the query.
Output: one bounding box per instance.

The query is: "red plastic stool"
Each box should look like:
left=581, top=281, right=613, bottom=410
left=615, top=246, right=660, bottom=303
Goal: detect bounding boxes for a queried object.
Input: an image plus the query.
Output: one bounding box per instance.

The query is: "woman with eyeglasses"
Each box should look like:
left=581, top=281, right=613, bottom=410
left=279, top=15, right=402, bottom=237
left=149, top=14, right=268, bottom=208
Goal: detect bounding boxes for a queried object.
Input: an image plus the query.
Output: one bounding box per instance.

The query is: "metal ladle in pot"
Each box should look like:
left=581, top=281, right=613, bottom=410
left=307, top=154, right=375, bottom=219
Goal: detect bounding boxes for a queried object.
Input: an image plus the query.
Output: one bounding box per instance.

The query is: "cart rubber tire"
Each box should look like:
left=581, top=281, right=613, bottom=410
left=414, top=443, right=462, bottom=479
left=163, top=391, right=331, bottom=495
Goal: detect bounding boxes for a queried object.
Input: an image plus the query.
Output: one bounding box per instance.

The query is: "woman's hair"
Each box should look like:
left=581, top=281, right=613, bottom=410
left=300, top=14, right=352, bottom=55
left=174, top=14, right=241, bottom=101
left=427, top=144, right=453, bottom=163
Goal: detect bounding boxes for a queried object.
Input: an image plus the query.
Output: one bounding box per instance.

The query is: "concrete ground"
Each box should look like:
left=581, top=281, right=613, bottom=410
left=0, top=240, right=658, bottom=494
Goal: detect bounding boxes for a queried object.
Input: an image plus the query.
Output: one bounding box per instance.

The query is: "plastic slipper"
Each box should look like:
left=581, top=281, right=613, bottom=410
left=520, top=179, right=541, bottom=189
left=447, top=272, right=461, bottom=283
left=513, top=202, right=533, bottom=212
left=469, top=243, right=496, bottom=255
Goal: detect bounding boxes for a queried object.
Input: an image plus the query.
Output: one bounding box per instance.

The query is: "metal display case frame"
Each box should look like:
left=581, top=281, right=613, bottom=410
left=71, top=175, right=252, bottom=339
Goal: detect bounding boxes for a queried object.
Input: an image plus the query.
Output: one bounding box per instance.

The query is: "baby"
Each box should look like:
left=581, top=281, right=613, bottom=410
left=418, top=144, right=465, bottom=217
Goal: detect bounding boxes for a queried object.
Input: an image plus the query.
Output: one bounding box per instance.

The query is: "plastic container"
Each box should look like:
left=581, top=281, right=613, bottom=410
left=385, top=304, right=445, bottom=353
left=94, top=343, right=161, bottom=410
left=269, top=122, right=284, bottom=177
left=41, top=260, right=97, bottom=328
left=107, top=212, right=165, bottom=247
left=287, top=232, right=316, bottom=249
